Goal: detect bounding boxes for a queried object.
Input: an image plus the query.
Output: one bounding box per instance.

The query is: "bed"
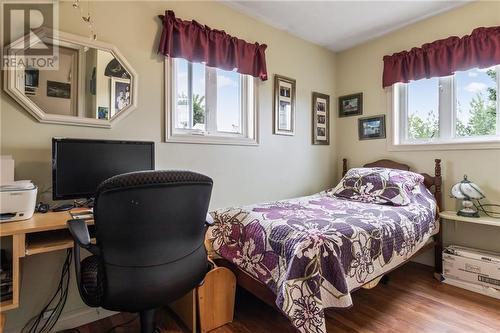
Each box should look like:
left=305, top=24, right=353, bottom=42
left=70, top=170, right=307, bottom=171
left=206, top=159, right=442, bottom=333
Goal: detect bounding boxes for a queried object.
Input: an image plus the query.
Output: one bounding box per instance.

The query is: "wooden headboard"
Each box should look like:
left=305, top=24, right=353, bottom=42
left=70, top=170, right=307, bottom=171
left=342, top=158, right=442, bottom=210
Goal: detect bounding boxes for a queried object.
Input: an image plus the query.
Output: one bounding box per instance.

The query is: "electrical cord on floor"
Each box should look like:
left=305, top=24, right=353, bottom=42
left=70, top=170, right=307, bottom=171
left=105, top=315, right=139, bottom=333
left=21, top=249, right=72, bottom=333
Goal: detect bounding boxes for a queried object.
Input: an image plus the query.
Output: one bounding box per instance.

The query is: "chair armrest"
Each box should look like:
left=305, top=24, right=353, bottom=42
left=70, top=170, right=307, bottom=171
left=205, top=213, right=214, bottom=227
left=67, top=219, right=100, bottom=255
left=67, top=219, right=90, bottom=246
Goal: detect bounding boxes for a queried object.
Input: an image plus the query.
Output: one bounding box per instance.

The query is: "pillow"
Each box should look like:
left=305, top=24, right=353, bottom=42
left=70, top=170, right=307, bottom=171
left=330, top=167, right=424, bottom=206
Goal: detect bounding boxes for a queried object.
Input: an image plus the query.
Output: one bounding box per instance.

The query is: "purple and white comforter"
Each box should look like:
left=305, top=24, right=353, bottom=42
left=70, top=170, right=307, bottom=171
left=207, top=183, right=438, bottom=333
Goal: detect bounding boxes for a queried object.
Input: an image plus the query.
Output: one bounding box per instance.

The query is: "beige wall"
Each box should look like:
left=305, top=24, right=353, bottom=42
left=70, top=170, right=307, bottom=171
left=27, top=46, right=77, bottom=116
left=335, top=1, right=500, bottom=264
left=95, top=50, right=114, bottom=116
left=0, top=1, right=336, bottom=330
left=2, top=0, right=500, bottom=330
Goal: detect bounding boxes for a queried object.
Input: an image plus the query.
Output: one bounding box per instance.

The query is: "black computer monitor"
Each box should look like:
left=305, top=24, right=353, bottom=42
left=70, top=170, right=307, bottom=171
left=52, top=138, right=155, bottom=200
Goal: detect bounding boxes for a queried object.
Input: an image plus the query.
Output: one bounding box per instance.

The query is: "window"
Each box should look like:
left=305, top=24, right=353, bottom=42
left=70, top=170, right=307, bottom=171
left=165, top=58, right=257, bottom=145
left=393, top=65, right=500, bottom=147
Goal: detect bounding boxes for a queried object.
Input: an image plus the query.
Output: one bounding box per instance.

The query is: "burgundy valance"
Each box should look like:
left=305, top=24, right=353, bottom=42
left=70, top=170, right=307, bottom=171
left=157, top=10, right=268, bottom=81
left=382, top=26, right=500, bottom=88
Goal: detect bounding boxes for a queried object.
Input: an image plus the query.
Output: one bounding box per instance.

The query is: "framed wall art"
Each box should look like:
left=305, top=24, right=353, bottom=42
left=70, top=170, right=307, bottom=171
left=273, top=75, right=296, bottom=136
left=358, top=115, right=386, bottom=140
left=312, top=92, right=330, bottom=145
left=97, top=106, right=109, bottom=120
left=110, top=77, right=131, bottom=117
left=46, top=81, right=71, bottom=99
left=339, top=92, right=363, bottom=117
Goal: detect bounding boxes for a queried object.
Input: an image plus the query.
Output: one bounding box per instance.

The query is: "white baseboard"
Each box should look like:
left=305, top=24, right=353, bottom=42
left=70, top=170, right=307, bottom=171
left=5, top=307, right=118, bottom=333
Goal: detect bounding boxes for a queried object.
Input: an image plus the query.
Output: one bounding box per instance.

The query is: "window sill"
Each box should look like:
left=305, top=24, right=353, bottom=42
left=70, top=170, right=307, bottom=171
left=166, top=133, right=259, bottom=146
left=388, top=139, right=500, bottom=151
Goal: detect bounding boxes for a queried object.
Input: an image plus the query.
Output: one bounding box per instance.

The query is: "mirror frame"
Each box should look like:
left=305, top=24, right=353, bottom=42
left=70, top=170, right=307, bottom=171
left=3, top=28, right=138, bottom=128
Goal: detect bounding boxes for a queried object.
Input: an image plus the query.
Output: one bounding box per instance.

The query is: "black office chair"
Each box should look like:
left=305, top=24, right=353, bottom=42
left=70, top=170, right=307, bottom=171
left=67, top=170, right=213, bottom=333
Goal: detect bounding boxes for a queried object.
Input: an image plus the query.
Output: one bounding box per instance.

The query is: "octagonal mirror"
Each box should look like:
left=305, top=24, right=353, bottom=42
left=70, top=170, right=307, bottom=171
left=3, top=28, right=138, bottom=128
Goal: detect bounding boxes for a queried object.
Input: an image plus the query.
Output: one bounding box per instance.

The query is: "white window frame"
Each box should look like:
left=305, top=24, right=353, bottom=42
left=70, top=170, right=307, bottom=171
left=388, top=66, right=500, bottom=151
left=164, top=58, right=259, bottom=146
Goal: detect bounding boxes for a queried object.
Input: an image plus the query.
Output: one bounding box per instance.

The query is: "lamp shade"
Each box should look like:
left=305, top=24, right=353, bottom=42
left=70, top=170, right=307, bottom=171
left=451, top=175, right=485, bottom=200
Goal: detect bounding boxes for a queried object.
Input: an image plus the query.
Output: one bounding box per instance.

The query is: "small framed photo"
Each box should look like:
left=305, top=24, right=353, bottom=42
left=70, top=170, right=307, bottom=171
left=358, top=115, right=386, bottom=140
left=339, top=93, right=363, bottom=117
left=25, top=68, right=39, bottom=87
left=312, top=92, right=330, bottom=145
left=274, top=74, right=296, bottom=136
left=47, top=80, right=71, bottom=99
left=110, top=77, right=131, bottom=117
left=97, top=106, right=109, bottom=120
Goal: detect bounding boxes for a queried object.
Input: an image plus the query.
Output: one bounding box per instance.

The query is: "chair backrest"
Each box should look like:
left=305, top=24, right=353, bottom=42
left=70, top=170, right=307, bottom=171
left=93, top=170, right=213, bottom=310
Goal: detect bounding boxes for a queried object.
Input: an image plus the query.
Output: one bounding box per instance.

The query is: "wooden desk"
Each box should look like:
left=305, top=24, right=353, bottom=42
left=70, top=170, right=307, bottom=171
left=0, top=211, right=235, bottom=333
left=0, top=210, right=94, bottom=330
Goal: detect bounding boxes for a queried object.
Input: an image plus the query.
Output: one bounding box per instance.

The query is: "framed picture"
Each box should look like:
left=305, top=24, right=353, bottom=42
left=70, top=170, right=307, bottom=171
left=274, top=75, right=296, bottom=136
left=358, top=115, right=386, bottom=140
left=97, top=106, right=109, bottom=120
left=312, top=92, right=330, bottom=145
left=110, top=77, right=131, bottom=117
left=25, top=68, right=39, bottom=87
left=47, top=81, right=71, bottom=99
left=339, top=92, right=363, bottom=117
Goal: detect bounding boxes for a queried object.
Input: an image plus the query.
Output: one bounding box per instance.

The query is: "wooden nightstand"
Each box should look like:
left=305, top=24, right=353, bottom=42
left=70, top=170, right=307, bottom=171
left=436, top=210, right=500, bottom=280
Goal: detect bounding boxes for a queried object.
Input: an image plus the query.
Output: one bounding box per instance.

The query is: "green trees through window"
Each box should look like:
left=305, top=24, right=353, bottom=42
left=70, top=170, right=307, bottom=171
left=407, top=67, right=497, bottom=140
left=456, top=69, right=497, bottom=137
left=409, top=111, right=439, bottom=139
left=192, top=94, right=205, bottom=126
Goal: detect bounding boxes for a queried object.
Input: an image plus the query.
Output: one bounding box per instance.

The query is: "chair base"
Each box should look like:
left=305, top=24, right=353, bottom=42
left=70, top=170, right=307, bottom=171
left=140, top=309, right=156, bottom=333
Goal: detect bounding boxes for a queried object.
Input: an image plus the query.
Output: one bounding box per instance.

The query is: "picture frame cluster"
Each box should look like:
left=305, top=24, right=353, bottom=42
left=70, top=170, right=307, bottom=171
left=338, top=92, right=386, bottom=140
left=272, top=75, right=385, bottom=143
left=273, top=74, right=330, bottom=145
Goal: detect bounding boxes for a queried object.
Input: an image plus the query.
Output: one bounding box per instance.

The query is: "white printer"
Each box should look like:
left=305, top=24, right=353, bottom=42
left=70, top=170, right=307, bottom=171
left=0, top=156, right=37, bottom=222
left=0, top=180, right=38, bottom=222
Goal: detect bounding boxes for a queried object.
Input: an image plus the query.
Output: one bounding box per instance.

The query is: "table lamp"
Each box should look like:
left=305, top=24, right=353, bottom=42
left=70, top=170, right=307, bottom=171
left=450, top=175, right=485, bottom=218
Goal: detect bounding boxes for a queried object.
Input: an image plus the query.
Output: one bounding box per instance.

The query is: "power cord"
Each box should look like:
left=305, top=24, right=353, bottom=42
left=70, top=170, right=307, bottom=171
left=474, top=200, right=500, bottom=218
left=21, top=249, right=72, bottom=333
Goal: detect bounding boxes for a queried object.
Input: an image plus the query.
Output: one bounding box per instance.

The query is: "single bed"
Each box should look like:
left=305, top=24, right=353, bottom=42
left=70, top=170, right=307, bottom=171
left=206, top=159, right=442, bottom=333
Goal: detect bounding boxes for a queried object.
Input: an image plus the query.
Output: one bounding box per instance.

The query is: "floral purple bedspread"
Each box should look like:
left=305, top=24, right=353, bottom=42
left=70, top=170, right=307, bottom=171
left=207, top=183, right=438, bottom=333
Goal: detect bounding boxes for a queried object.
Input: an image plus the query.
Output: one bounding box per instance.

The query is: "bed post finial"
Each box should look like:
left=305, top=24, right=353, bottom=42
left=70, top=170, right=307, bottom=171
left=342, top=158, right=348, bottom=177
left=434, top=159, right=442, bottom=210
